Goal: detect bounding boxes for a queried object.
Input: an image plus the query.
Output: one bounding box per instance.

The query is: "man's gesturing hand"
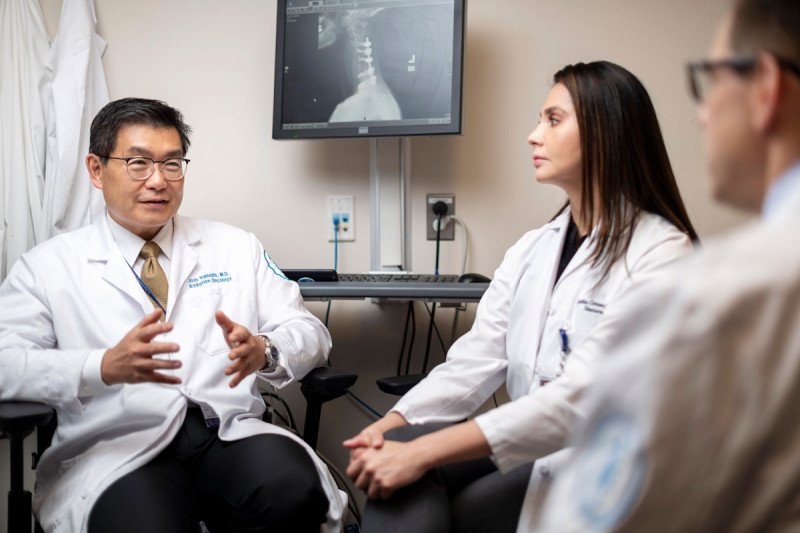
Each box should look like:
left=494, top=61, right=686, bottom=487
left=215, top=310, right=268, bottom=388
left=101, top=310, right=182, bottom=385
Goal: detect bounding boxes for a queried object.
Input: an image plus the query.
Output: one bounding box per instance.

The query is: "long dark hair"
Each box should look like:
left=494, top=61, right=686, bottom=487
left=552, top=61, right=698, bottom=281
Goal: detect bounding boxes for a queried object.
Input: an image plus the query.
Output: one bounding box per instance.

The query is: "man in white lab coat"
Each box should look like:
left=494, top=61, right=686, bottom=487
left=532, top=0, right=800, bottom=531
left=0, top=98, right=345, bottom=532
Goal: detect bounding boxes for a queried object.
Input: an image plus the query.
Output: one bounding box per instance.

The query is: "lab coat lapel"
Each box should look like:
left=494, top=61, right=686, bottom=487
left=526, top=210, right=571, bottom=360
left=168, top=215, right=200, bottom=320
left=87, top=215, right=151, bottom=313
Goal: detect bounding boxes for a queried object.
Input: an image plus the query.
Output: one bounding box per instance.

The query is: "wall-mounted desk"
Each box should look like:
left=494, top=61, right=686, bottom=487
left=298, top=281, right=489, bottom=303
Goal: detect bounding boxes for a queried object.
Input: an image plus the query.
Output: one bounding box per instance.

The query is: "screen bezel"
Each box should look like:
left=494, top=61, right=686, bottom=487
left=272, top=0, right=466, bottom=140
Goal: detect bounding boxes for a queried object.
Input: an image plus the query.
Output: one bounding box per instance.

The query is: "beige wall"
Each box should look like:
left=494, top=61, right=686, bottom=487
left=1, top=0, right=744, bottom=527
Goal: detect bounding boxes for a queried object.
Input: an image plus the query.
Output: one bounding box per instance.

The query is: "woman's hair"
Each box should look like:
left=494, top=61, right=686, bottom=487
left=552, top=61, right=698, bottom=281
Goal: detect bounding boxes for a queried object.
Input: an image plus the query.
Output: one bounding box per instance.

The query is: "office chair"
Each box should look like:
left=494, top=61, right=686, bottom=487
left=375, top=274, right=490, bottom=397
left=299, top=366, right=357, bottom=449
left=0, top=366, right=357, bottom=533
left=373, top=301, right=428, bottom=397
left=0, top=401, right=55, bottom=533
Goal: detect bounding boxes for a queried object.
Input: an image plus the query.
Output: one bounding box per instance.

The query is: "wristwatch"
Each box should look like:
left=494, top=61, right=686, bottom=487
left=256, top=335, right=279, bottom=373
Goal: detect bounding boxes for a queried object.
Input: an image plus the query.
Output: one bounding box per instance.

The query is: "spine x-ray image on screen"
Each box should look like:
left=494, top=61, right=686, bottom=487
left=275, top=0, right=462, bottom=139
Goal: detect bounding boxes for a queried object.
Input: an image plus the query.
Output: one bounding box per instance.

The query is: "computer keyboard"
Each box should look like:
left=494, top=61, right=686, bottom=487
left=337, top=273, right=460, bottom=283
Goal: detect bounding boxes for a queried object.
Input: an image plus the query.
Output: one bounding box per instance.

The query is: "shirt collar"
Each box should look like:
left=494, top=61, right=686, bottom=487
left=763, top=161, right=800, bottom=221
left=106, top=212, right=174, bottom=265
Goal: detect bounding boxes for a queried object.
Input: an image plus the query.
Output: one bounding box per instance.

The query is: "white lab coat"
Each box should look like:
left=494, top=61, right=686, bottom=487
left=0, top=0, right=50, bottom=278
left=533, top=175, right=800, bottom=532
left=391, top=208, right=694, bottom=526
left=0, top=214, right=345, bottom=532
left=41, top=0, right=108, bottom=241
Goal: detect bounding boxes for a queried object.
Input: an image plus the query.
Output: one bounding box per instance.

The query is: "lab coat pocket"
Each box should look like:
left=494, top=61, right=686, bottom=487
left=198, top=335, right=230, bottom=357
left=182, top=286, right=233, bottom=357
left=197, top=311, right=230, bottom=357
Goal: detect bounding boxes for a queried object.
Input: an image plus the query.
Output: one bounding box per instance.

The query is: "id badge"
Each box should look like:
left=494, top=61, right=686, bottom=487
left=536, top=368, right=559, bottom=388
left=196, top=401, right=220, bottom=429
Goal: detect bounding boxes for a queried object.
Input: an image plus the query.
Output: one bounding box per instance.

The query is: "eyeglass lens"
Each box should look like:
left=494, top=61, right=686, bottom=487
left=127, top=158, right=187, bottom=181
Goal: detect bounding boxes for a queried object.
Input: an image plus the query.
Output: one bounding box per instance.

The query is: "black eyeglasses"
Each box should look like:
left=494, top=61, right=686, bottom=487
left=101, top=156, right=190, bottom=181
left=687, top=55, right=800, bottom=103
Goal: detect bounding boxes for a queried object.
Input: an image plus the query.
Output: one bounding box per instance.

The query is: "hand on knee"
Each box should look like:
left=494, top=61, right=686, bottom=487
left=348, top=440, right=430, bottom=500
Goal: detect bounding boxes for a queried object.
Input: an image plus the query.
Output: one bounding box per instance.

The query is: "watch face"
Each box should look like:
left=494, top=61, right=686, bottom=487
left=259, top=335, right=279, bottom=372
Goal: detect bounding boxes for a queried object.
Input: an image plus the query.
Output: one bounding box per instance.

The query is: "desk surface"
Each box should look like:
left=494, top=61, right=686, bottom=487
left=298, top=281, right=489, bottom=302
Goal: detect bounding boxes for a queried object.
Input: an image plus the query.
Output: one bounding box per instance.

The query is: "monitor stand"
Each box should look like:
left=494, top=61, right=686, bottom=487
left=370, top=137, right=412, bottom=272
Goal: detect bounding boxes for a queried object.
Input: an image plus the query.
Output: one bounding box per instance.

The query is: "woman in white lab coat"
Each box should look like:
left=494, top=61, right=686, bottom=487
left=344, top=61, right=699, bottom=532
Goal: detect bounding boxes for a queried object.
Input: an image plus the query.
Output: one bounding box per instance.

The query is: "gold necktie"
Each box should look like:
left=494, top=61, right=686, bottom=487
left=140, top=241, right=168, bottom=317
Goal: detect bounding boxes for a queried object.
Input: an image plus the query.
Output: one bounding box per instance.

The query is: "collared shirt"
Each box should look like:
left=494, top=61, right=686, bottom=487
left=106, top=213, right=174, bottom=278
left=763, top=161, right=800, bottom=221
left=78, top=214, right=175, bottom=396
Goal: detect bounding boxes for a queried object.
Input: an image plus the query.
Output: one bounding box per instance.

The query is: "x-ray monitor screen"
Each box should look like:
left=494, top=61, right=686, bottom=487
left=273, top=0, right=465, bottom=139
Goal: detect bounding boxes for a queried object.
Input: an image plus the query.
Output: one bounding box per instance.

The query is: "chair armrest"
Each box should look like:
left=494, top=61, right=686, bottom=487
left=0, top=401, right=54, bottom=440
left=375, top=373, right=426, bottom=396
left=301, top=366, right=358, bottom=393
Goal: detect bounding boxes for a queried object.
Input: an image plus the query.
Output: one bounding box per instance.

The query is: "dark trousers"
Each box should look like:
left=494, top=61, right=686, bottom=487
left=361, top=423, right=533, bottom=533
left=88, top=408, right=328, bottom=533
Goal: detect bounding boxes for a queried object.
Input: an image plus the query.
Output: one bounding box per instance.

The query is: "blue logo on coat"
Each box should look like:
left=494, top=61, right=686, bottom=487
left=574, top=412, right=647, bottom=530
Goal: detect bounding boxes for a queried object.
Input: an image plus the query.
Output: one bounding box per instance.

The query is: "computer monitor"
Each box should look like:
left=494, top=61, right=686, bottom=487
left=273, top=0, right=466, bottom=140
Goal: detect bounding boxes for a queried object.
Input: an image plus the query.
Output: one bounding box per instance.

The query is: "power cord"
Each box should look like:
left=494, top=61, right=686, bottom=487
left=325, top=214, right=341, bottom=327
left=347, top=391, right=384, bottom=419
left=448, top=215, right=471, bottom=345
left=396, top=302, right=413, bottom=375
left=329, top=212, right=384, bottom=419
left=261, top=390, right=298, bottom=432
left=422, top=201, right=448, bottom=372
left=404, top=303, right=417, bottom=374
left=423, top=302, right=448, bottom=358
left=449, top=215, right=470, bottom=278
left=432, top=201, right=447, bottom=277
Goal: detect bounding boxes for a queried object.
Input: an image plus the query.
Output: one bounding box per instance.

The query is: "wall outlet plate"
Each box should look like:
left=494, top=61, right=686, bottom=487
left=426, top=193, right=455, bottom=241
left=327, top=195, right=355, bottom=242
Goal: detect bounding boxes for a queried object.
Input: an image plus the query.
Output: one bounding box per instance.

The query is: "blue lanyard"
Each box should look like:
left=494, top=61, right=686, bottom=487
left=126, top=259, right=167, bottom=316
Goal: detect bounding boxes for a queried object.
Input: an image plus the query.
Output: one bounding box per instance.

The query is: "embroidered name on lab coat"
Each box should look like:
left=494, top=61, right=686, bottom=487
left=578, top=299, right=606, bottom=315
left=188, top=271, right=232, bottom=288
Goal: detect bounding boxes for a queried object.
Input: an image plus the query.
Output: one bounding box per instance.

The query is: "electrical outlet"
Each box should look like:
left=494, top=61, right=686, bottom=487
left=327, top=195, right=355, bottom=242
left=426, top=193, right=455, bottom=240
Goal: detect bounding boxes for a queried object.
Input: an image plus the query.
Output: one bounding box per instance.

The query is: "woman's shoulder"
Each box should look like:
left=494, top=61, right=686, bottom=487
left=633, top=211, right=692, bottom=240
left=627, top=211, right=694, bottom=260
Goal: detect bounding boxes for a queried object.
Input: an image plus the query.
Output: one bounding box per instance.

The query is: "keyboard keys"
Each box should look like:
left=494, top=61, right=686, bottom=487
left=337, top=273, right=459, bottom=283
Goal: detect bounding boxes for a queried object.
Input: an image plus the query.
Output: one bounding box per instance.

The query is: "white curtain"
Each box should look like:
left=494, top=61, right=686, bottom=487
left=0, top=0, right=49, bottom=279
left=41, top=0, right=108, bottom=241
